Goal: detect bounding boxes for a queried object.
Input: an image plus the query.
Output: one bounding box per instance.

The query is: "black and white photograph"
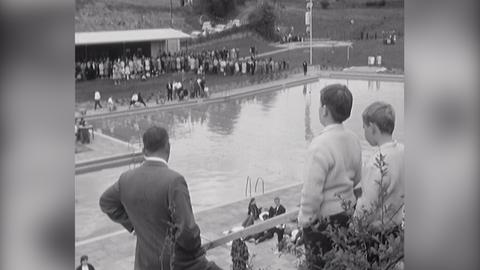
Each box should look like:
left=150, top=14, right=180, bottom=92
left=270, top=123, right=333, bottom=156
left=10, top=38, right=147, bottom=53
left=5, top=1, right=480, bottom=270
left=74, top=1, right=404, bottom=269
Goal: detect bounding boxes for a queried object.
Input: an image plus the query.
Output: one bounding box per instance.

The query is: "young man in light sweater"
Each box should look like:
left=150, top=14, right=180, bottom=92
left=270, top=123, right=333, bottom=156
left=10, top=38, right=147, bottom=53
left=298, top=84, right=362, bottom=268
left=354, top=101, right=404, bottom=229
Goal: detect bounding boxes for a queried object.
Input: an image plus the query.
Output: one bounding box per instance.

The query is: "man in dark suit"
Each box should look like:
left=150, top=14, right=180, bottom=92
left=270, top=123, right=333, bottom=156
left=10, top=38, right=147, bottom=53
left=166, top=81, right=173, bottom=101
left=76, top=255, right=95, bottom=270
left=99, top=126, right=221, bottom=270
left=254, top=197, right=286, bottom=248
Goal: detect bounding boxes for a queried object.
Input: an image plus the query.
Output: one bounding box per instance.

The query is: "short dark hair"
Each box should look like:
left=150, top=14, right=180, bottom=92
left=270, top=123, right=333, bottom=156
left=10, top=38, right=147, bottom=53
left=320, top=84, right=353, bottom=123
left=142, top=126, right=169, bottom=153
left=362, top=101, right=396, bottom=134
left=80, top=255, right=88, bottom=263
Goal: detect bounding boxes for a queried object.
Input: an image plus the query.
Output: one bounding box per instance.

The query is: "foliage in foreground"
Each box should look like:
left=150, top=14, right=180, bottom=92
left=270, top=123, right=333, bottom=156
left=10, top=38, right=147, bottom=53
left=282, top=152, right=404, bottom=270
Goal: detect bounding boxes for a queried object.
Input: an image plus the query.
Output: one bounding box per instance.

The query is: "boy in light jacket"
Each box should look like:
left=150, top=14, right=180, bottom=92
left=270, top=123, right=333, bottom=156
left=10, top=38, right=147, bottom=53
left=354, top=101, right=404, bottom=229
left=298, top=84, right=362, bottom=268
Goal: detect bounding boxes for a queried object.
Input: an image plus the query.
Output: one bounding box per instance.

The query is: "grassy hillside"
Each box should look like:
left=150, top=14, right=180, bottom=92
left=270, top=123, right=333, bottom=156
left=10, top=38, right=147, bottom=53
left=75, top=0, right=403, bottom=40
left=75, top=0, right=201, bottom=32
left=75, top=0, right=249, bottom=32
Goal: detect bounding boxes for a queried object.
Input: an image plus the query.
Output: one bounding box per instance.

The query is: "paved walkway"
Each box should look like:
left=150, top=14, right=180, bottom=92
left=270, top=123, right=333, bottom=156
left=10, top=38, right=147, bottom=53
left=75, top=132, right=140, bottom=164
left=76, top=184, right=303, bottom=270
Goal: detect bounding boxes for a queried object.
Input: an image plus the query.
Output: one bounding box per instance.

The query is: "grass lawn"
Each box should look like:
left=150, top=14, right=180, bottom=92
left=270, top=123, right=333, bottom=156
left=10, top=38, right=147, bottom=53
left=276, top=38, right=404, bottom=70
left=187, top=34, right=278, bottom=58
left=275, top=5, right=403, bottom=41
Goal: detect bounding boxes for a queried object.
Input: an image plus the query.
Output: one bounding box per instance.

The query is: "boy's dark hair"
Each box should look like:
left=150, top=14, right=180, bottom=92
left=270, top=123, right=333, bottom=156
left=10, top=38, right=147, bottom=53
left=80, top=255, right=88, bottom=263
left=362, top=101, right=396, bottom=134
left=142, top=126, right=169, bottom=153
left=320, top=84, right=353, bottom=123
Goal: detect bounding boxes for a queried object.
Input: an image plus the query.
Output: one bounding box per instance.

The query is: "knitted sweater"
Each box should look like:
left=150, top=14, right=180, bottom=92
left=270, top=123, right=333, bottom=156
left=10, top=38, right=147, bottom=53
left=298, top=124, right=362, bottom=227
left=354, top=141, right=405, bottom=227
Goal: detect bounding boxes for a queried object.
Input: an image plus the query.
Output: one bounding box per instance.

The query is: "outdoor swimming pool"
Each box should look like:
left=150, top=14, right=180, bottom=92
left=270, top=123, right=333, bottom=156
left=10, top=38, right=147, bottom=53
left=75, top=78, right=403, bottom=240
left=93, top=78, right=403, bottom=206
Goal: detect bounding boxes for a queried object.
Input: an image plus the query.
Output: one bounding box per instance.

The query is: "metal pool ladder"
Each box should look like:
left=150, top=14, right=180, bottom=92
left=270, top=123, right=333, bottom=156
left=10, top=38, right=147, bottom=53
left=245, top=176, right=265, bottom=198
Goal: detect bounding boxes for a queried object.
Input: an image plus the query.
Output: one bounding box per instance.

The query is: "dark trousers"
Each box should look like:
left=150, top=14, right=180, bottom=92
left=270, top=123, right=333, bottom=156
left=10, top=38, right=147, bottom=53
left=94, top=100, right=102, bottom=110
left=137, top=98, right=146, bottom=107
left=255, top=227, right=285, bottom=244
left=303, top=212, right=350, bottom=269
left=167, top=90, right=173, bottom=101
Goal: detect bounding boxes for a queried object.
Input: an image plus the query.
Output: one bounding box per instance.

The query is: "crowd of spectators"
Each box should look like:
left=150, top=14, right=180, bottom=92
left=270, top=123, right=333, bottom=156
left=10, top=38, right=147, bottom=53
left=75, top=46, right=290, bottom=84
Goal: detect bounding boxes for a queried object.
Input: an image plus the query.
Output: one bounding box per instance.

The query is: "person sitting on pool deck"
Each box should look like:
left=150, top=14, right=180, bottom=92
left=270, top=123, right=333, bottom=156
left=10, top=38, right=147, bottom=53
left=76, top=255, right=95, bottom=270
left=241, top=197, right=261, bottom=228
left=254, top=197, right=286, bottom=247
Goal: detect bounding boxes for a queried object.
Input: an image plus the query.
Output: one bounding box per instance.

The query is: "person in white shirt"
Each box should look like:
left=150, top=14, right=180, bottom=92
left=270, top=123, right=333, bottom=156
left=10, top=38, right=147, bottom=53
left=107, top=96, right=115, bottom=112
left=94, top=91, right=102, bottom=110
left=129, top=92, right=139, bottom=109
left=298, top=84, right=362, bottom=268
left=354, top=101, right=404, bottom=229
left=76, top=255, right=95, bottom=270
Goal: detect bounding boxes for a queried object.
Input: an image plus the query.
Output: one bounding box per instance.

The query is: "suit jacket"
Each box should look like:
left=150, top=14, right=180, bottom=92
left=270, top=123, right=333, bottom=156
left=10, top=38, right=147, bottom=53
left=76, top=264, right=95, bottom=270
left=269, top=205, right=286, bottom=218
left=99, top=160, right=209, bottom=270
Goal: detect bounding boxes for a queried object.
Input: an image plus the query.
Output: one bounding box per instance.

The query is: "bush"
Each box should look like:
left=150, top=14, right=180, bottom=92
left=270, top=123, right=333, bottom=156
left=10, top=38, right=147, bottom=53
left=247, top=2, right=279, bottom=41
left=194, top=0, right=238, bottom=18
left=366, top=0, right=386, bottom=7
left=320, top=0, right=330, bottom=9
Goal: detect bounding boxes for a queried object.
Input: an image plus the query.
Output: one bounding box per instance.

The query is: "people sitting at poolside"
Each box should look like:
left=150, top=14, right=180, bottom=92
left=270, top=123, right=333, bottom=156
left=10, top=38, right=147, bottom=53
left=76, top=117, right=91, bottom=144
left=241, top=198, right=261, bottom=228
left=129, top=92, right=147, bottom=109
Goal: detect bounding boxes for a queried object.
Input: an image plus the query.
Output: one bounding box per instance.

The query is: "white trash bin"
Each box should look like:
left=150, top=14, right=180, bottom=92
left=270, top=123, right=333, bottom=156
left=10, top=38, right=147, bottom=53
left=368, top=56, right=375, bottom=66
left=376, top=55, right=382, bottom=66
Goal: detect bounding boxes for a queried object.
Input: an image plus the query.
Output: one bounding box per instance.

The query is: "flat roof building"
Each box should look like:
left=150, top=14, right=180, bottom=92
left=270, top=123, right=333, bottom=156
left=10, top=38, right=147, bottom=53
left=75, top=28, right=191, bottom=61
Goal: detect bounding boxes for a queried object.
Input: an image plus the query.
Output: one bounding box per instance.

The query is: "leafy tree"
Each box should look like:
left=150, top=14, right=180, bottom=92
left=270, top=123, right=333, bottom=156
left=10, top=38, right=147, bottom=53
left=247, top=2, right=279, bottom=41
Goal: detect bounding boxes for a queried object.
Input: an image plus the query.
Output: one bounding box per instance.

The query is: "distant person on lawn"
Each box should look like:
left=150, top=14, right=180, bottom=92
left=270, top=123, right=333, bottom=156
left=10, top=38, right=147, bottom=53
left=129, top=92, right=138, bottom=109
left=303, top=61, right=308, bottom=76
left=94, top=90, right=102, bottom=110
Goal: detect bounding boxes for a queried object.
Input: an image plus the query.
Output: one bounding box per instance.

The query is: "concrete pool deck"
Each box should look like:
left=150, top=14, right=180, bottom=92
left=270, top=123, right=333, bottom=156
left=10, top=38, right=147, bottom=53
left=76, top=183, right=303, bottom=270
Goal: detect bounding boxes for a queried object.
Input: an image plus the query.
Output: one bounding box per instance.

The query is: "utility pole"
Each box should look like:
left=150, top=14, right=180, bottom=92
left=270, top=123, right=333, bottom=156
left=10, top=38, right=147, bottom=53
left=309, top=0, right=313, bottom=65
left=170, top=0, right=173, bottom=27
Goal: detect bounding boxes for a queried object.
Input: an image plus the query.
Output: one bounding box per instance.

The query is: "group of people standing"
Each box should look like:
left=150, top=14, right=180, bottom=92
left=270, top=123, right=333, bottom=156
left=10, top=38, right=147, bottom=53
left=90, top=75, right=208, bottom=112
left=75, top=46, right=290, bottom=85
left=166, top=76, right=208, bottom=102
left=98, top=84, right=403, bottom=270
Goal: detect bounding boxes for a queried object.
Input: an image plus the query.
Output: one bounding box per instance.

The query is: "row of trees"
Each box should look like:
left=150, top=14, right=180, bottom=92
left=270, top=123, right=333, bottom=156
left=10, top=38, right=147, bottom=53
left=190, top=0, right=279, bottom=42
left=193, top=0, right=247, bottom=19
